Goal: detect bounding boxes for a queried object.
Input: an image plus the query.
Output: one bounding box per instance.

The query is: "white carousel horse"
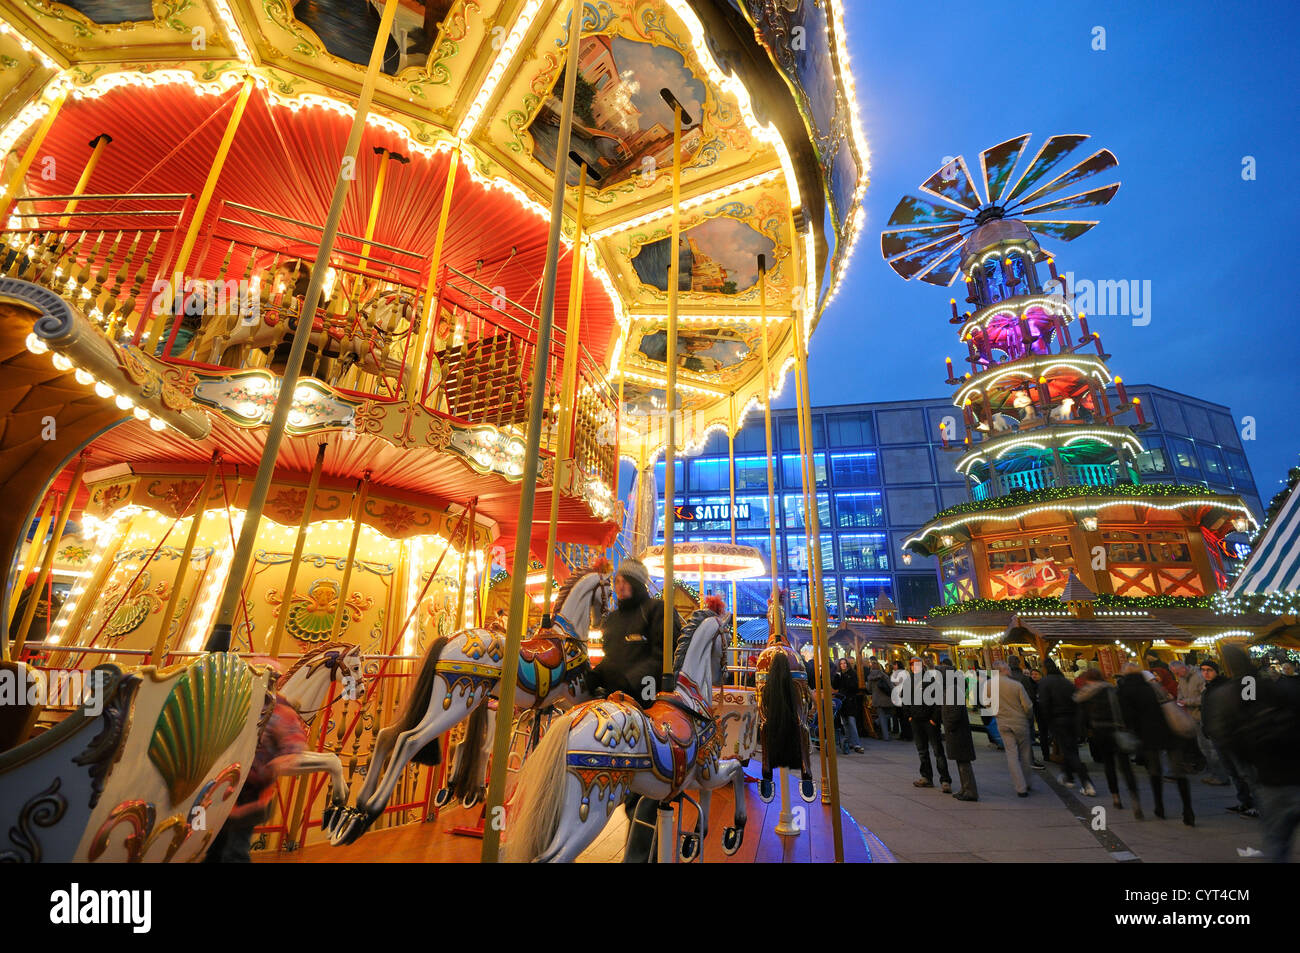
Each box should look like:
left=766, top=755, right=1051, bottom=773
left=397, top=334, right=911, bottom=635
left=334, top=288, right=415, bottom=385
left=205, top=642, right=363, bottom=859
left=325, top=562, right=613, bottom=845
left=503, top=601, right=748, bottom=863
left=237, top=642, right=364, bottom=827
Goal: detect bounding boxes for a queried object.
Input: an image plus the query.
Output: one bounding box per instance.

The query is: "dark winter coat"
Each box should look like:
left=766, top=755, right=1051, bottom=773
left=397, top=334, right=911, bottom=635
left=1117, top=672, right=1174, bottom=752
left=937, top=663, right=975, bottom=762
left=1037, top=671, right=1079, bottom=731
left=1204, top=666, right=1300, bottom=786
left=591, top=581, right=681, bottom=705
left=1074, top=680, right=1123, bottom=739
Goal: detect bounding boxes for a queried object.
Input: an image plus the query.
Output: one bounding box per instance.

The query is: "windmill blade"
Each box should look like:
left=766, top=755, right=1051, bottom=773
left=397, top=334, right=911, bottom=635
left=887, top=231, right=964, bottom=280
left=1018, top=183, right=1120, bottom=217
left=979, top=134, right=1032, bottom=205
left=918, top=243, right=964, bottom=286
left=886, top=193, right=970, bottom=229
left=881, top=223, right=962, bottom=260
left=1002, top=134, right=1090, bottom=205
left=885, top=228, right=964, bottom=265
left=1008, top=149, right=1119, bottom=211
left=1024, top=220, right=1099, bottom=243
left=918, top=155, right=983, bottom=213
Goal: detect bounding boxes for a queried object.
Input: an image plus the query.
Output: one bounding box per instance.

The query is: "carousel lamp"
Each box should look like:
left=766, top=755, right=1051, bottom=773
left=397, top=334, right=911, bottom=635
left=1081, top=514, right=1099, bottom=532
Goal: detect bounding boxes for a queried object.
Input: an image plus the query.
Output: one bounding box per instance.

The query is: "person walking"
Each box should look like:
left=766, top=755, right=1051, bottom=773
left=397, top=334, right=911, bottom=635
left=1075, top=668, right=1142, bottom=815
left=890, top=660, right=912, bottom=741
left=1212, top=646, right=1300, bottom=862
left=866, top=657, right=894, bottom=742
left=1199, top=658, right=1257, bottom=817
left=1039, top=659, right=1095, bottom=796
left=902, top=658, right=952, bottom=793
left=1170, top=658, right=1227, bottom=785
left=938, top=656, right=978, bottom=801
left=994, top=661, right=1036, bottom=797
left=833, top=657, right=866, bottom=753
left=1118, top=662, right=1194, bottom=826
left=1009, top=657, right=1045, bottom=767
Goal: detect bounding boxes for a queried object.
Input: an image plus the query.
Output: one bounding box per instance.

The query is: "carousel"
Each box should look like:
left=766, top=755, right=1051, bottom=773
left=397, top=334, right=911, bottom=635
left=0, top=0, right=870, bottom=862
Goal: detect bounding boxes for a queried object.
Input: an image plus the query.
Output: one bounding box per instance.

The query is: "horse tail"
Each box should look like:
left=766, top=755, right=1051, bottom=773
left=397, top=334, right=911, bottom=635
left=760, top=651, right=802, bottom=770
left=502, top=711, right=574, bottom=863
left=392, top=636, right=450, bottom=766
left=448, top=700, right=490, bottom=800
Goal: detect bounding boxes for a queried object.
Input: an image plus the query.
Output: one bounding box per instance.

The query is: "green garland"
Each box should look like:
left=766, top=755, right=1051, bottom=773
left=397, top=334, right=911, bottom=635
left=928, top=593, right=1213, bottom=619
left=925, top=483, right=1245, bottom=523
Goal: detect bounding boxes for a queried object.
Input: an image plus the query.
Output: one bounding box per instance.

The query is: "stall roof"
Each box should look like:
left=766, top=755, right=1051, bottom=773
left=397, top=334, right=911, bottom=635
left=787, top=619, right=955, bottom=647
left=1002, top=613, right=1196, bottom=647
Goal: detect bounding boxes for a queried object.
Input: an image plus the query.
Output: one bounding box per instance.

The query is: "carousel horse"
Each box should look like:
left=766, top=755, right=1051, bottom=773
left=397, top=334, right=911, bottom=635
left=503, top=597, right=748, bottom=863
left=754, top=636, right=817, bottom=804
left=335, top=288, right=413, bottom=381
left=207, top=642, right=363, bottom=860
left=325, top=562, right=613, bottom=846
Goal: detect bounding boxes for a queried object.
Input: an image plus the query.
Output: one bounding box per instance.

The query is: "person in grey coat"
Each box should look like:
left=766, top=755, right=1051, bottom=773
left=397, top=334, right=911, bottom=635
left=938, top=657, right=978, bottom=800
left=867, top=658, right=894, bottom=741
left=994, top=661, right=1036, bottom=796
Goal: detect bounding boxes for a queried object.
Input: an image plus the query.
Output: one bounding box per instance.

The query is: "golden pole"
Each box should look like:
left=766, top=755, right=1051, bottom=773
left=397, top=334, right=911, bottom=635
left=9, top=455, right=86, bottom=660
left=728, top=391, right=739, bottom=686
left=661, top=91, right=689, bottom=684
left=454, top=499, right=479, bottom=631
left=757, top=260, right=780, bottom=631
left=542, top=161, right=589, bottom=613
left=795, top=303, right=844, bottom=861
left=148, top=76, right=255, bottom=348
left=269, top=442, right=328, bottom=658
left=481, top=0, right=584, bottom=863
left=58, top=133, right=112, bottom=228
left=330, top=473, right=371, bottom=640
left=9, top=494, right=57, bottom=627
left=209, top=0, right=401, bottom=653
left=152, top=452, right=220, bottom=662
left=0, top=86, right=67, bottom=222
left=791, top=312, right=829, bottom=793
left=407, top=145, right=460, bottom=404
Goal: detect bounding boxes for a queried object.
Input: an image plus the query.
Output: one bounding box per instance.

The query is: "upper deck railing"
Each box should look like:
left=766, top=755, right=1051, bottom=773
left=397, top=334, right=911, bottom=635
left=2, top=192, right=619, bottom=493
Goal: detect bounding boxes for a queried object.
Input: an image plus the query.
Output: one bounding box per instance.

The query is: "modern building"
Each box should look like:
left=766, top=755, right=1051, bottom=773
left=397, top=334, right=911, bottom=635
left=638, top=387, right=1263, bottom=626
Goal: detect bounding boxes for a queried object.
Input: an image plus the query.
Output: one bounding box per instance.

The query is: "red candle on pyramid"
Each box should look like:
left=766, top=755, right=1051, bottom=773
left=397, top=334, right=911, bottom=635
left=1078, top=313, right=1091, bottom=340
left=1114, top=376, right=1129, bottom=405
left=951, top=298, right=959, bottom=320
left=945, top=356, right=954, bottom=379
left=1048, top=258, right=1058, bottom=280
left=1133, top=397, right=1146, bottom=425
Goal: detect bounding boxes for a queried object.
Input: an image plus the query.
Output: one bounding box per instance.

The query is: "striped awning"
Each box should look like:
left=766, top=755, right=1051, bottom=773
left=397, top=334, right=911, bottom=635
left=1229, top=484, right=1300, bottom=596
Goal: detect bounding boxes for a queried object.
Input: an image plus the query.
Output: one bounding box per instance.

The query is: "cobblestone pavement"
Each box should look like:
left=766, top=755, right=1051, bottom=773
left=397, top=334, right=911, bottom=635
left=831, top=733, right=1292, bottom=863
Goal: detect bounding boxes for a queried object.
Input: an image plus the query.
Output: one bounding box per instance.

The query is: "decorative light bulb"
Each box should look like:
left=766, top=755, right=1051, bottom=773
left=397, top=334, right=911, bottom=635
left=94, top=381, right=113, bottom=399
left=149, top=417, right=166, bottom=431
left=115, top=394, right=133, bottom=410
left=51, top=353, right=72, bottom=371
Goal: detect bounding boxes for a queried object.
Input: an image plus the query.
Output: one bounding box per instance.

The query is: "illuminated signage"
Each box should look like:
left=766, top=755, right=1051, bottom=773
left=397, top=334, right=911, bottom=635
left=675, top=502, right=750, bottom=522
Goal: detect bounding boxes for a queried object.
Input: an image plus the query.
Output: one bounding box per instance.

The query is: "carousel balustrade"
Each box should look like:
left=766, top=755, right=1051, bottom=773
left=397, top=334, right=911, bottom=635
left=2, top=192, right=188, bottom=337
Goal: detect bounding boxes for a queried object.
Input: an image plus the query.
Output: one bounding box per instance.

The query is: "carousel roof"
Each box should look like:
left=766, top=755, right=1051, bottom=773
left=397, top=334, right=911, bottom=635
left=0, top=0, right=872, bottom=457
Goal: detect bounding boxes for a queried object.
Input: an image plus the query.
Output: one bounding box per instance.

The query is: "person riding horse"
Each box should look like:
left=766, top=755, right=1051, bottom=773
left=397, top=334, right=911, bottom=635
left=590, top=558, right=681, bottom=707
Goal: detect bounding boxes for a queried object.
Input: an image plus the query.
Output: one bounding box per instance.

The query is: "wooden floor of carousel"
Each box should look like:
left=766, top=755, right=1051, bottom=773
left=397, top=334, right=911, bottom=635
left=258, top=772, right=890, bottom=863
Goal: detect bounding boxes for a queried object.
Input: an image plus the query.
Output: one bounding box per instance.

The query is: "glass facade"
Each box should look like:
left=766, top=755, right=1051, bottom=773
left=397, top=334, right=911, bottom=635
left=1124, top=385, right=1264, bottom=519
left=638, top=388, right=1262, bottom=628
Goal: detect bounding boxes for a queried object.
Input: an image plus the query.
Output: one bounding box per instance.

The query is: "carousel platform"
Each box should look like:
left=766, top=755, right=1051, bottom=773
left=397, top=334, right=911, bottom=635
left=256, top=771, right=891, bottom=864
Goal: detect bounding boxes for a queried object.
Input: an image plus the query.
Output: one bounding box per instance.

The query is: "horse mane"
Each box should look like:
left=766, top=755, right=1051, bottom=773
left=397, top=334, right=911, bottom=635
left=552, top=564, right=604, bottom=617
left=674, top=608, right=718, bottom=675
left=282, top=641, right=354, bottom=684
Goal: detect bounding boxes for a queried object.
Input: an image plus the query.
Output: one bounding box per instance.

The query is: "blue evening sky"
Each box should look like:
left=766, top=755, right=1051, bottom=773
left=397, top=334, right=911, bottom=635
left=794, top=0, right=1300, bottom=502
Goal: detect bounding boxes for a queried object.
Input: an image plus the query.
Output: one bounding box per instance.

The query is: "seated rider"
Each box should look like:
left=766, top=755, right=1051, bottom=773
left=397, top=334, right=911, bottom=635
left=590, top=557, right=681, bottom=708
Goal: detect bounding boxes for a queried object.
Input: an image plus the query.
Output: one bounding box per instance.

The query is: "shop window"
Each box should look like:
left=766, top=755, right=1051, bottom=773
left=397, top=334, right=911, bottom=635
left=834, top=492, right=884, bottom=528
left=827, top=411, right=875, bottom=447
left=839, top=533, right=890, bottom=571
left=829, top=452, right=880, bottom=486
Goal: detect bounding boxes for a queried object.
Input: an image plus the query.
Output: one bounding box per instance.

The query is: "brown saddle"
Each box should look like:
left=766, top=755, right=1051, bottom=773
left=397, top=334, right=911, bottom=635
left=518, top=636, right=564, bottom=670
left=644, top=693, right=707, bottom=746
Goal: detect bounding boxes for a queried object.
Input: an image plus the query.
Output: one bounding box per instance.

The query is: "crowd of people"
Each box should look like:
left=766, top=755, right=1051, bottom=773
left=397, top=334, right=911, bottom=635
left=807, top=646, right=1300, bottom=862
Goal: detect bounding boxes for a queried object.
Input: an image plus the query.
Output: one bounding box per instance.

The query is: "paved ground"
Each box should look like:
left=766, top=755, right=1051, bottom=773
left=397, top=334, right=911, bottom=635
left=833, top=733, right=1292, bottom=863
